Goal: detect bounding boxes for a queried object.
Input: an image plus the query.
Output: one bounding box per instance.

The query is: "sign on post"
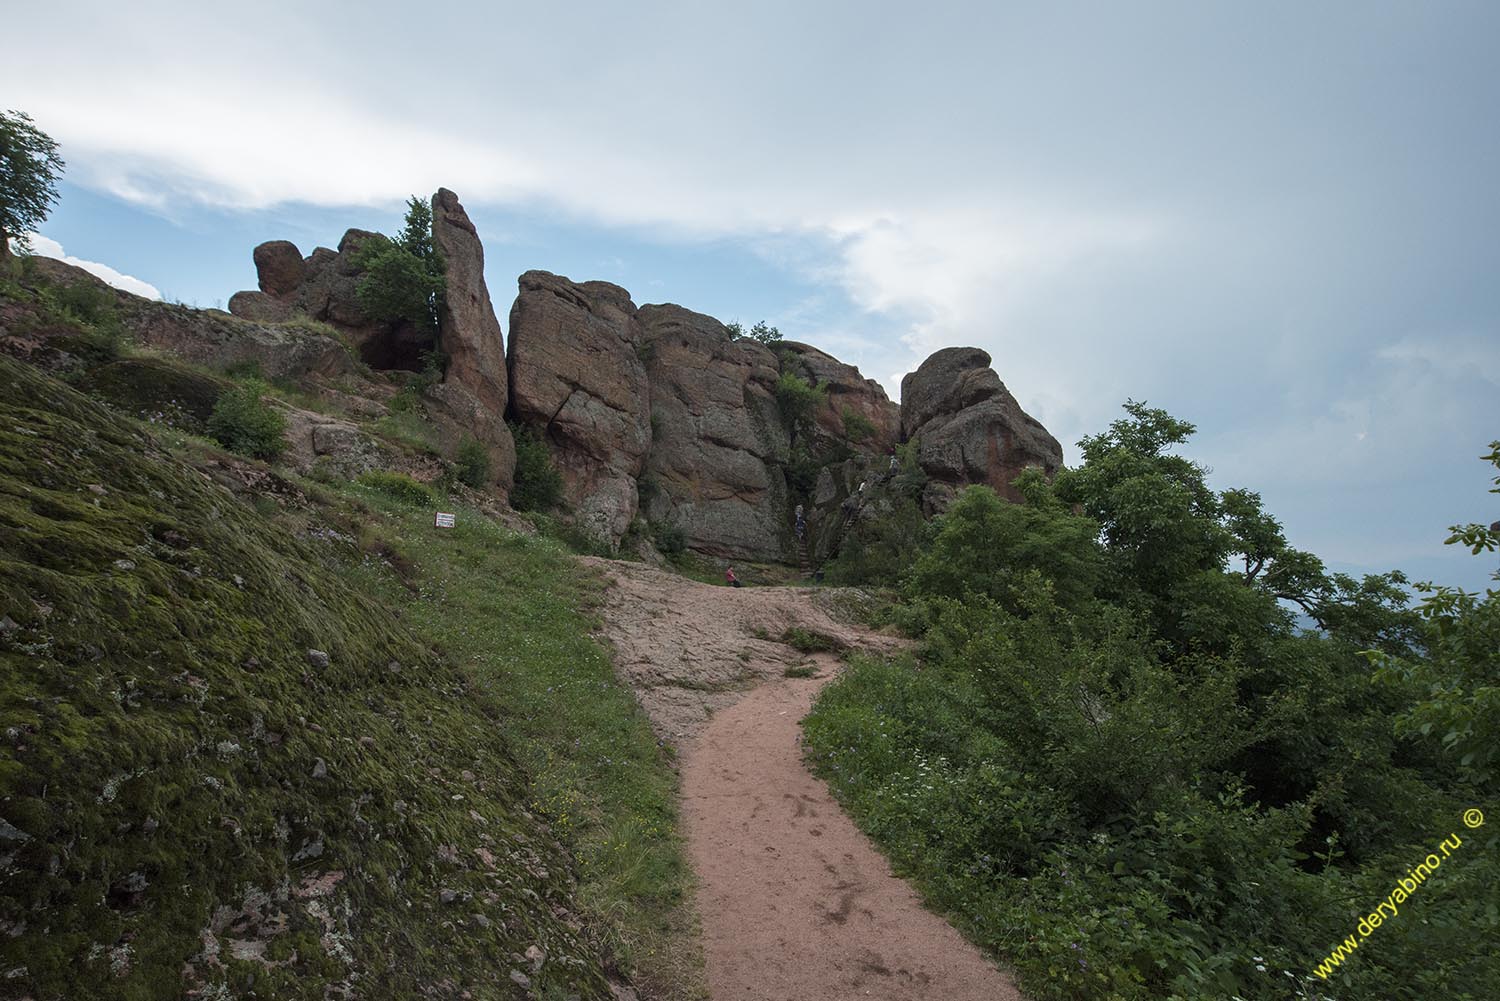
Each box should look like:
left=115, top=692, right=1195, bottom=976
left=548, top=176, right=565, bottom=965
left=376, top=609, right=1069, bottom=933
left=434, top=512, right=456, bottom=529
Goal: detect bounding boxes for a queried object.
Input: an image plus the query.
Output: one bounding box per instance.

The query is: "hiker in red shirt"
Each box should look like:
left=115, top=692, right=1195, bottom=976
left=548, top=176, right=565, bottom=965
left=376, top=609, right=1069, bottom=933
left=725, top=566, right=742, bottom=588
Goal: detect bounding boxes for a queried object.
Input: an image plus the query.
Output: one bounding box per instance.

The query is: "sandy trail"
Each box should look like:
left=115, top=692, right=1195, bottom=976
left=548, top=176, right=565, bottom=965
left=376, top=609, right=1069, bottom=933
left=580, top=559, right=1022, bottom=1001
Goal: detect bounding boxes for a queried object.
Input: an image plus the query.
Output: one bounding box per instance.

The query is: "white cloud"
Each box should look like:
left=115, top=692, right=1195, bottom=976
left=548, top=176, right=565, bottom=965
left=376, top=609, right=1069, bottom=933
left=18, top=234, right=162, bottom=300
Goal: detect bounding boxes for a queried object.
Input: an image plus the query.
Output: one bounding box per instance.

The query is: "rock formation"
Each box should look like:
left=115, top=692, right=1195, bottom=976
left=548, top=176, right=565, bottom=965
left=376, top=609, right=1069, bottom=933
left=507, top=271, right=650, bottom=541
left=430, top=189, right=516, bottom=493
left=899, top=346, right=1063, bottom=510
left=229, top=229, right=432, bottom=370
left=778, top=342, right=899, bottom=453
left=637, top=304, right=790, bottom=560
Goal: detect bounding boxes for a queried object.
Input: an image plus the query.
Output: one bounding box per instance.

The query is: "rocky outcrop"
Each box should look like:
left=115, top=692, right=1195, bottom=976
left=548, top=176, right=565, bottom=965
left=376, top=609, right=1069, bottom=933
left=899, top=347, right=1062, bottom=510
left=778, top=342, right=899, bottom=453
left=429, top=189, right=515, bottom=493
left=638, top=305, right=790, bottom=560
left=23, top=257, right=354, bottom=381
left=507, top=271, right=650, bottom=541
left=229, top=229, right=432, bottom=371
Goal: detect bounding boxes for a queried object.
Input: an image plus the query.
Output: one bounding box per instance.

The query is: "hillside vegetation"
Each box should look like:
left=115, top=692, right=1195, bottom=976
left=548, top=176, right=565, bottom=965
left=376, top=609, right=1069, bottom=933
left=806, top=406, right=1498, bottom=1001
left=0, top=348, right=695, bottom=998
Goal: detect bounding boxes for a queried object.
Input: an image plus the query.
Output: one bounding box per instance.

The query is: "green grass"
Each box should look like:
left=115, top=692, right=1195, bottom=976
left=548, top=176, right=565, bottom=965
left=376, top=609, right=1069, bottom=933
left=332, top=484, right=705, bottom=1001
left=783, top=664, right=819, bottom=679
left=0, top=355, right=619, bottom=999
left=780, top=626, right=844, bottom=654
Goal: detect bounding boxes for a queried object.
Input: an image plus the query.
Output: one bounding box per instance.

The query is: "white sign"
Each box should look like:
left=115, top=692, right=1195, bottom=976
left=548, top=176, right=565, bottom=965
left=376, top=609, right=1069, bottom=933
left=434, top=512, right=456, bottom=528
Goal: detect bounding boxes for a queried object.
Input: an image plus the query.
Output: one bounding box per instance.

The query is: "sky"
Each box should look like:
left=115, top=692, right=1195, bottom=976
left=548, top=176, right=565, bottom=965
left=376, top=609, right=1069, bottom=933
left=6, top=1, right=1497, bottom=591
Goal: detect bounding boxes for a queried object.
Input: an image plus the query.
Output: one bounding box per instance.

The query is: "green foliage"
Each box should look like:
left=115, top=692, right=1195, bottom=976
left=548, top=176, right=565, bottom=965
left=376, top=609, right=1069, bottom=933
left=652, top=520, right=686, bottom=556
left=780, top=626, right=844, bottom=654
left=356, top=470, right=436, bottom=507
left=509, top=421, right=564, bottom=512
left=0, top=109, right=65, bottom=253
left=804, top=401, right=1500, bottom=1001
left=726, top=319, right=781, bottom=345
left=207, top=378, right=286, bottom=459
left=453, top=436, right=491, bottom=489
left=775, top=371, right=827, bottom=433
left=841, top=405, right=876, bottom=443
left=354, top=197, right=445, bottom=333
left=823, top=499, right=927, bottom=586
left=783, top=665, right=818, bottom=679
left=1370, top=441, right=1500, bottom=784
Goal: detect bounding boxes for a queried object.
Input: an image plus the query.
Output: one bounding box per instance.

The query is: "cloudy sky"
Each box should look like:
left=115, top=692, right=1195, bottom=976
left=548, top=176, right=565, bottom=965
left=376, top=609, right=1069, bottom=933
left=7, top=1, right=1497, bottom=590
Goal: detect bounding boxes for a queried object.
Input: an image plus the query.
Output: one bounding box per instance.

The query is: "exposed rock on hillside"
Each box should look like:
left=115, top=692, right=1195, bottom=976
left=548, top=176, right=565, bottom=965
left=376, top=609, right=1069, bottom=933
left=430, top=188, right=516, bottom=492
left=778, top=341, right=899, bottom=453
left=27, top=257, right=354, bottom=380
left=900, top=346, right=1063, bottom=510
left=638, top=304, right=791, bottom=560
left=507, top=271, right=650, bottom=540
left=229, top=229, right=431, bottom=370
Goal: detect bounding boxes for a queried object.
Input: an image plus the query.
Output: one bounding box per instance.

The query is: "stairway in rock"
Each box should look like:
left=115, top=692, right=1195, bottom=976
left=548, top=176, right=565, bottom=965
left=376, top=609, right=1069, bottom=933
left=797, top=535, right=811, bottom=577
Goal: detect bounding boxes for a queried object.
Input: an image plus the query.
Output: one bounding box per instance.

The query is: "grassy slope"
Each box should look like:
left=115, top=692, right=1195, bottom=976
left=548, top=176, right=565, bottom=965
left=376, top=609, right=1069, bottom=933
left=0, top=354, right=695, bottom=999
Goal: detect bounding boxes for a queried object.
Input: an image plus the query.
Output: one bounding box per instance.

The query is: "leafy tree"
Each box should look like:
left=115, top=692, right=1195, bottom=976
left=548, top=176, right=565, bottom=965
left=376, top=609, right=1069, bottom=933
left=0, top=110, right=65, bottom=255
left=841, top=405, right=876, bottom=443
left=453, top=436, right=491, bottom=488
left=355, top=196, right=444, bottom=333
left=726, top=319, right=781, bottom=345
left=1370, top=441, right=1500, bottom=783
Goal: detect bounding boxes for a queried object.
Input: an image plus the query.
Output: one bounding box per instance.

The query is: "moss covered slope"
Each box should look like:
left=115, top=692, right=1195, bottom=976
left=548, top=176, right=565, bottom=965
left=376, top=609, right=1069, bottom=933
left=0, top=354, right=614, bottom=999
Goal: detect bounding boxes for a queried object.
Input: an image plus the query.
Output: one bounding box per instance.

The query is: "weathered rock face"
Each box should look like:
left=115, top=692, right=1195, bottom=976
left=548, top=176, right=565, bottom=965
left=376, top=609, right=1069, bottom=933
left=899, top=346, right=1063, bottom=510
left=778, top=341, right=899, bottom=453
left=229, top=230, right=432, bottom=371
left=638, top=304, right=790, bottom=560
left=433, top=190, right=508, bottom=418
left=429, top=189, right=515, bottom=494
left=24, top=257, right=354, bottom=381
left=507, top=271, right=650, bottom=541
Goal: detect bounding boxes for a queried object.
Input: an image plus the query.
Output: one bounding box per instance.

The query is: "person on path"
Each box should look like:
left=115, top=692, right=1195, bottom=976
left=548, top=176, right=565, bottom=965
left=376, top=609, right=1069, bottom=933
left=794, top=503, right=806, bottom=541
left=889, top=449, right=900, bottom=474
left=725, top=566, right=742, bottom=588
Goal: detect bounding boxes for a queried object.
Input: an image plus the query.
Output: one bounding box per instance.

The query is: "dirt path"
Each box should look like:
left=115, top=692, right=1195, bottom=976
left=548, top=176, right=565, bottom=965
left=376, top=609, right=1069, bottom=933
left=580, top=559, right=1023, bottom=1001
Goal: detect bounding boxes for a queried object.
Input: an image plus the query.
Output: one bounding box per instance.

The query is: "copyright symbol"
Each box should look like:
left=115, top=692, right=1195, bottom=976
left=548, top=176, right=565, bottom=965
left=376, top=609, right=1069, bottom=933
left=1464, top=809, right=1484, bottom=829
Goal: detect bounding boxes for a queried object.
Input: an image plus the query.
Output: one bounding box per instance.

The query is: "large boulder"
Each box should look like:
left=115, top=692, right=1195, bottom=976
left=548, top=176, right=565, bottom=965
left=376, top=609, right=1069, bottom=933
left=638, top=304, right=791, bottom=561
left=900, top=346, right=1062, bottom=510
left=778, top=341, right=899, bottom=453
left=507, top=271, right=650, bottom=541
left=252, top=240, right=305, bottom=297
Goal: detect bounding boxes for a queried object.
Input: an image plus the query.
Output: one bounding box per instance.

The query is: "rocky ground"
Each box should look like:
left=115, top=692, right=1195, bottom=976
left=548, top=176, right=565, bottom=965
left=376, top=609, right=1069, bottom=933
left=580, top=559, right=1024, bottom=1001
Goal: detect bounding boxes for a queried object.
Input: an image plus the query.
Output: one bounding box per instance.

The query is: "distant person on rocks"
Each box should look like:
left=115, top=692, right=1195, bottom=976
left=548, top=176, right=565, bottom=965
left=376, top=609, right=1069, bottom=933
left=889, top=449, right=899, bottom=474
left=794, top=504, right=806, bottom=541
left=725, top=566, right=742, bottom=588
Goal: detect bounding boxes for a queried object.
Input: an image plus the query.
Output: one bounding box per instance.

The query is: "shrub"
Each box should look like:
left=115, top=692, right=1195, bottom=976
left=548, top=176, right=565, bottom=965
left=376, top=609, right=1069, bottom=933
left=841, top=406, right=877, bottom=443
left=780, top=627, right=843, bottom=654
left=509, top=422, right=563, bottom=512
left=775, top=371, right=827, bottom=433
left=357, top=470, right=436, bottom=507
left=454, top=437, right=491, bottom=489
left=651, top=521, right=686, bottom=556
left=207, top=379, right=286, bottom=459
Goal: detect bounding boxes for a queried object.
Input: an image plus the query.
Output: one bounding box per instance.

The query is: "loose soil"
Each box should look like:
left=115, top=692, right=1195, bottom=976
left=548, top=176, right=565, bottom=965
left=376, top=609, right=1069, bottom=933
left=581, top=559, right=1023, bottom=1001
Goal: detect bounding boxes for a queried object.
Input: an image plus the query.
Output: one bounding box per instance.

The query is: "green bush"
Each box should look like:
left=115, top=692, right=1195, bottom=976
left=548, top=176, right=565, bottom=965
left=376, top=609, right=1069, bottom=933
left=775, top=371, right=827, bottom=433
left=841, top=405, right=877, bottom=443
left=454, top=436, right=491, bottom=489
left=207, top=379, right=286, bottom=459
left=651, top=520, right=686, bottom=555
left=509, top=421, right=563, bottom=512
left=357, top=470, right=436, bottom=507
left=780, top=626, right=843, bottom=654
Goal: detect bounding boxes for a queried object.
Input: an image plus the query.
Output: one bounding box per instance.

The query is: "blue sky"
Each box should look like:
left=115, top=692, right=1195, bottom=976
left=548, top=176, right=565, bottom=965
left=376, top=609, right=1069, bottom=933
left=7, top=1, right=1497, bottom=592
